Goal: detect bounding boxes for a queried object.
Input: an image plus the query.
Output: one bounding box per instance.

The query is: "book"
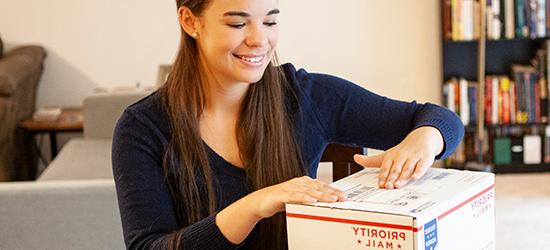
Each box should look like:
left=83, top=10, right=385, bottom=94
left=444, top=0, right=452, bottom=40
left=492, top=76, right=499, bottom=124
left=494, top=137, right=512, bottom=164
left=523, top=134, right=542, bottom=164
left=511, top=136, right=525, bottom=163
left=491, top=0, right=503, bottom=39
left=516, top=0, right=527, bottom=38
left=505, top=0, right=516, bottom=39
left=510, top=80, right=517, bottom=124
left=485, top=76, right=493, bottom=125
left=468, top=83, right=478, bottom=124
left=501, top=77, right=511, bottom=124
left=544, top=126, right=550, bottom=163
left=460, top=78, right=470, bottom=125
left=536, top=0, right=546, bottom=37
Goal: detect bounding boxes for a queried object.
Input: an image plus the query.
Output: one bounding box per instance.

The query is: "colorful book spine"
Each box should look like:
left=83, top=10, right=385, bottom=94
left=460, top=78, right=470, bottom=125
left=505, top=0, right=516, bottom=39
left=516, top=0, right=526, bottom=38
left=501, top=77, right=511, bottom=124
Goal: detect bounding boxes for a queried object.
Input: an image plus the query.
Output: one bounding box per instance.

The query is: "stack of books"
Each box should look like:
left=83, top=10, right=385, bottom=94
left=443, top=0, right=549, bottom=41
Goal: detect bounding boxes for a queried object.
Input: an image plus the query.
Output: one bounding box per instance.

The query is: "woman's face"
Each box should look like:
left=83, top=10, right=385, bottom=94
left=193, top=0, right=279, bottom=85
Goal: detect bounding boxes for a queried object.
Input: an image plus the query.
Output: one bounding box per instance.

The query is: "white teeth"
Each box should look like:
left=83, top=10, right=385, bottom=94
left=238, top=55, right=263, bottom=63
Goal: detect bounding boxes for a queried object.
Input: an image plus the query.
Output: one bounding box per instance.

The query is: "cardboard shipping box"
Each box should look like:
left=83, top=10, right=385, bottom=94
left=286, top=168, right=495, bottom=250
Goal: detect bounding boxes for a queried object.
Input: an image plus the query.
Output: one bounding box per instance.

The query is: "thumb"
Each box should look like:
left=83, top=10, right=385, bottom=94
left=353, top=153, right=384, bottom=168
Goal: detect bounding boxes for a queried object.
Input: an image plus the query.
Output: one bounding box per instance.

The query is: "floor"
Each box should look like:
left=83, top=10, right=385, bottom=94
left=495, top=173, right=550, bottom=250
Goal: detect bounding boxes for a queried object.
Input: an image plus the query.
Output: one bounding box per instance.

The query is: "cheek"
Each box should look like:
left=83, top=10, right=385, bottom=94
left=269, top=29, right=279, bottom=48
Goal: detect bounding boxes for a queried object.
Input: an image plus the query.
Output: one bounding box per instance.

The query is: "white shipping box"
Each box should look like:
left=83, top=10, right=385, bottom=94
left=286, top=168, right=495, bottom=250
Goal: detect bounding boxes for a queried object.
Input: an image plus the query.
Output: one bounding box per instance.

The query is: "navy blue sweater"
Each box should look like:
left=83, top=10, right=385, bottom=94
left=112, top=63, right=464, bottom=249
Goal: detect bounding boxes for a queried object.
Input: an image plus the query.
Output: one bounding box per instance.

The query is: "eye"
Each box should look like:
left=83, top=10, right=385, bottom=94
left=228, top=23, right=245, bottom=29
left=264, top=22, right=277, bottom=27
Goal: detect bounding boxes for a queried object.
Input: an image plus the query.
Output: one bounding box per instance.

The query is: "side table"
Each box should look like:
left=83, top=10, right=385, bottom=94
left=19, top=107, right=84, bottom=160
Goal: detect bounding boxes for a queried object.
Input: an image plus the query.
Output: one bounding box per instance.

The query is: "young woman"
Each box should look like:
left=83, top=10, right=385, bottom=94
left=112, top=0, right=464, bottom=249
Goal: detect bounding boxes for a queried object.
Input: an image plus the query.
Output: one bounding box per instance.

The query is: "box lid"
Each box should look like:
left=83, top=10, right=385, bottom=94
left=310, top=168, right=494, bottom=219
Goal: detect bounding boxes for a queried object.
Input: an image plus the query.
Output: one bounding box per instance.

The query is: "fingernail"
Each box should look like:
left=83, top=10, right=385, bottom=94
left=394, top=180, right=401, bottom=187
left=307, top=197, right=317, bottom=203
left=329, top=195, right=338, bottom=201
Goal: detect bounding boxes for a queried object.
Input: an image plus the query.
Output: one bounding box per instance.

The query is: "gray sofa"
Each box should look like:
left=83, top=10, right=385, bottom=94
left=0, top=35, right=46, bottom=181
left=0, top=91, right=149, bottom=250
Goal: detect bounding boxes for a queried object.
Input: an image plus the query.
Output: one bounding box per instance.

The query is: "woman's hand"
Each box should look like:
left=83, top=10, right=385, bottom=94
left=353, top=126, right=444, bottom=189
left=248, top=176, right=347, bottom=219
left=216, top=177, right=345, bottom=244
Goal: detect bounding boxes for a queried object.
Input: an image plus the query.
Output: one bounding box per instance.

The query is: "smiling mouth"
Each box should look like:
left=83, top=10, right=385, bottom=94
left=233, top=54, right=265, bottom=64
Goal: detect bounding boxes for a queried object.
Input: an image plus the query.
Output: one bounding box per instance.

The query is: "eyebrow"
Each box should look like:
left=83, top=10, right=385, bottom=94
left=223, top=8, right=280, bottom=17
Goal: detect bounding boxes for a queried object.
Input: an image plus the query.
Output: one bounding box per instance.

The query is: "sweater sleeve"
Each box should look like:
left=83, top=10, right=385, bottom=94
left=292, top=68, right=464, bottom=160
left=112, top=108, right=239, bottom=249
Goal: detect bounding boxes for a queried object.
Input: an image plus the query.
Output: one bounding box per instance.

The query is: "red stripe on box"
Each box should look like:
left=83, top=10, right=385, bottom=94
left=437, top=184, right=495, bottom=220
left=286, top=212, right=421, bottom=232
left=286, top=184, right=494, bottom=233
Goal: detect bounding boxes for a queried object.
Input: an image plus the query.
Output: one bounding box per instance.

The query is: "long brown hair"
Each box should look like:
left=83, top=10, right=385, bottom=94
left=159, top=0, right=305, bottom=248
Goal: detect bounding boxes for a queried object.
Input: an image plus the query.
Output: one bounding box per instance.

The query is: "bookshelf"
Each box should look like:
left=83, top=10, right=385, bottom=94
left=442, top=0, right=550, bottom=173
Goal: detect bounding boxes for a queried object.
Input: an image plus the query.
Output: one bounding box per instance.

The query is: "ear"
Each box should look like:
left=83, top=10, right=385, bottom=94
left=178, top=6, right=200, bottom=38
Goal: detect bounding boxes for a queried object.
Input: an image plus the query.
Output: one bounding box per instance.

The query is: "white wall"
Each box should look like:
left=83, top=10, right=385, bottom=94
left=0, top=0, right=442, bottom=108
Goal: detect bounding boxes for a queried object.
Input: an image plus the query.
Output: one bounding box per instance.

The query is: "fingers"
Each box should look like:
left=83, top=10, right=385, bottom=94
left=381, top=157, right=406, bottom=189
left=412, top=158, right=432, bottom=180
left=354, top=153, right=384, bottom=168
left=287, top=177, right=346, bottom=204
left=377, top=157, right=394, bottom=188
left=394, top=159, right=417, bottom=188
left=379, top=156, right=434, bottom=189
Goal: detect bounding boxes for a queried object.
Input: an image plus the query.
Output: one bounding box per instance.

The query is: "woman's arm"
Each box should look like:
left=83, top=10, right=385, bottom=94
left=216, top=176, right=345, bottom=244
left=113, top=109, right=241, bottom=249
left=289, top=66, right=464, bottom=187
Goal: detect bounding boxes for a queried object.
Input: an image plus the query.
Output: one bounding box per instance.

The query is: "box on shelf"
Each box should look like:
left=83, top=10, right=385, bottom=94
left=286, top=168, right=495, bottom=250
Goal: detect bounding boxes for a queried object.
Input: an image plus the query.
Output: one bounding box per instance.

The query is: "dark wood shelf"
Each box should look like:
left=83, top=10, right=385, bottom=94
left=444, top=36, right=550, bottom=43
left=465, top=123, right=549, bottom=130
left=446, top=163, right=550, bottom=174
left=443, top=39, right=540, bottom=80
left=493, top=163, right=550, bottom=173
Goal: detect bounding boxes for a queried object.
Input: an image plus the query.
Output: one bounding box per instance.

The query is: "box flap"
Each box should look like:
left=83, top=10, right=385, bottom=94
left=310, top=168, right=493, bottom=218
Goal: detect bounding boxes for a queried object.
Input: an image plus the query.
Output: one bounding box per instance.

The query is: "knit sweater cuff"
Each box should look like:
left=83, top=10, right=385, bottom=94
left=413, top=118, right=462, bottom=160
left=183, top=213, right=242, bottom=249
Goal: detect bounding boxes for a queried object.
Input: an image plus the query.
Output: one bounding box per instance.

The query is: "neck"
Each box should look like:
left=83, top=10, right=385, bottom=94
left=200, top=65, right=250, bottom=118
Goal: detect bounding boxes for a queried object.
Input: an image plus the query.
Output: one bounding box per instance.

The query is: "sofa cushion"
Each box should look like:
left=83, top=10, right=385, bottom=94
left=83, top=91, right=149, bottom=139
left=38, top=138, right=113, bottom=181
left=0, top=179, right=124, bottom=249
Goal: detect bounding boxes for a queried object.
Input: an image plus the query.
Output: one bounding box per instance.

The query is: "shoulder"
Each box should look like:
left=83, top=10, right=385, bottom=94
left=279, top=63, right=366, bottom=101
left=123, top=91, right=166, bottom=122
left=115, top=91, right=170, bottom=140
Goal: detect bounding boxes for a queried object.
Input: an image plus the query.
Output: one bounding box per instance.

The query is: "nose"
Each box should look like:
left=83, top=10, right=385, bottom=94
left=245, top=23, right=268, bottom=48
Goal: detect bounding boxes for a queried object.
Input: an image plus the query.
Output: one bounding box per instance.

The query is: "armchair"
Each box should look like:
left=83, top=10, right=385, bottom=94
left=0, top=36, right=46, bottom=181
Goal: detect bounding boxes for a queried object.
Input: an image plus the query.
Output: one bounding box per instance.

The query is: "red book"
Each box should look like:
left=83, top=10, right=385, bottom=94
left=444, top=0, right=452, bottom=40
left=535, top=79, right=541, bottom=123
left=501, top=77, right=511, bottom=124
left=485, top=76, right=493, bottom=125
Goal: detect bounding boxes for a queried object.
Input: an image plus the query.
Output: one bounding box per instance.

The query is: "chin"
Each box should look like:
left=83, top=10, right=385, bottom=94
left=237, top=68, right=268, bottom=83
